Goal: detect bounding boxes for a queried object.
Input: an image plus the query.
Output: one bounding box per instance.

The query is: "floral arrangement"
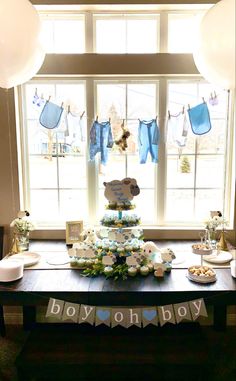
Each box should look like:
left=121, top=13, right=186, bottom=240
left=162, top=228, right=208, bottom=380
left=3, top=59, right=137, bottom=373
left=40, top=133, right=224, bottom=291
left=100, top=214, right=140, bottom=228
left=10, top=211, right=34, bottom=234
left=204, top=213, right=228, bottom=230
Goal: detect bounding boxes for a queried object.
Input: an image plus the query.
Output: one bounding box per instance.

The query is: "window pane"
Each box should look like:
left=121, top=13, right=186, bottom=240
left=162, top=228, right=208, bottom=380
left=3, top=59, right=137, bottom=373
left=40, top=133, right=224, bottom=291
left=127, top=19, right=158, bottom=53
left=24, top=81, right=87, bottom=224
left=96, top=81, right=158, bottom=225
left=167, top=155, right=195, bottom=188
left=40, top=16, right=85, bottom=53
left=31, top=190, right=59, bottom=221
left=58, top=156, right=87, bottom=188
left=60, top=190, right=88, bottom=220
left=168, top=14, right=199, bottom=53
left=166, top=190, right=194, bottom=222
left=196, top=155, right=224, bottom=188
left=96, top=19, right=126, bottom=53
left=195, top=189, right=223, bottom=221
left=95, top=16, right=159, bottom=53
left=97, top=84, right=126, bottom=119
left=127, top=84, right=156, bottom=119
left=29, top=156, right=58, bottom=188
left=135, top=190, right=156, bottom=224
left=98, top=156, right=126, bottom=189
left=127, top=156, right=155, bottom=189
left=166, top=81, right=229, bottom=225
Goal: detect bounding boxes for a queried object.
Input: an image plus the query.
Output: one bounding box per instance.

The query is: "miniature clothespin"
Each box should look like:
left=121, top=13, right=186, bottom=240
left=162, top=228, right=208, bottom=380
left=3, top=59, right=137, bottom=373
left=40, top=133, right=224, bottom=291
left=182, top=106, right=185, bottom=114
left=67, top=105, right=71, bottom=113
left=96, top=115, right=99, bottom=122
left=168, top=110, right=171, bottom=120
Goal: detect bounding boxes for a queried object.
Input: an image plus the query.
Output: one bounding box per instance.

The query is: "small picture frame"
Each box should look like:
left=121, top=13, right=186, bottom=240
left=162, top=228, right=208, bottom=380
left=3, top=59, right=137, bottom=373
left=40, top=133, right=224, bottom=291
left=66, top=221, right=83, bottom=245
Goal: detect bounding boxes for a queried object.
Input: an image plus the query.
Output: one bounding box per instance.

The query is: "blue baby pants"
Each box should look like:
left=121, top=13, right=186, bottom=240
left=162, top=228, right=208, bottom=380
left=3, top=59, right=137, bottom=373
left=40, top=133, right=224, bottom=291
left=90, top=121, right=114, bottom=165
left=138, top=119, right=159, bottom=164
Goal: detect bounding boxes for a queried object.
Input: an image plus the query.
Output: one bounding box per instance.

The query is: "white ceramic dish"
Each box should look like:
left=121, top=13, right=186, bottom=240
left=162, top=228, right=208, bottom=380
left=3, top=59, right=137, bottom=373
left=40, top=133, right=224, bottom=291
left=187, top=265, right=216, bottom=284
left=9, top=252, right=41, bottom=267
left=187, top=272, right=216, bottom=284
left=203, top=251, right=232, bottom=264
left=192, top=245, right=213, bottom=255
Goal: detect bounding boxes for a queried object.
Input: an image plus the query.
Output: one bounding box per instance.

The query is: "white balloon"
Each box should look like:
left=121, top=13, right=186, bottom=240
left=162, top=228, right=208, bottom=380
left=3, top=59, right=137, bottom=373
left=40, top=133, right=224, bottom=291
left=0, top=0, right=45, bottom=89
left=193, top=0, right=235, bottom=90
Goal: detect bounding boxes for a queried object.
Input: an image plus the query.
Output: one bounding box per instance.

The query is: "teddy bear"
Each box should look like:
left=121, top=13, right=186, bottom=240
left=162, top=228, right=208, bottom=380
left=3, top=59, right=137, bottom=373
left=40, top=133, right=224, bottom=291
left=81, top=227, right=98, bottom=245
left=115, top=125, right=131, bottom=152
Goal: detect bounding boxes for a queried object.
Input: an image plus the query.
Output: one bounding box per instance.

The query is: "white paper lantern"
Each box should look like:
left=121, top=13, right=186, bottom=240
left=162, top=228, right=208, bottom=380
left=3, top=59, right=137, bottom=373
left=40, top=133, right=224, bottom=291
left=193, top=0, right=235, bottom=90
left=0, top=0, right=45, bottom=89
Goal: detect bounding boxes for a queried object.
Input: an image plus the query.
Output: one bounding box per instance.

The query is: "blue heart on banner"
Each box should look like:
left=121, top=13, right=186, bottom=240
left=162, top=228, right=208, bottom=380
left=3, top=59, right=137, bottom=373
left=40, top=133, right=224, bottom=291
left=143, top=309, right=157, bottom=321
left=97, top=310, right=110, bottom=321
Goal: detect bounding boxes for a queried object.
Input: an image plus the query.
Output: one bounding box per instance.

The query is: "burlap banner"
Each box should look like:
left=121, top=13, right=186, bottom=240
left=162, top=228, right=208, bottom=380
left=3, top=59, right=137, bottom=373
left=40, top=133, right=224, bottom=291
left=46, top=298, right=208, bottom=328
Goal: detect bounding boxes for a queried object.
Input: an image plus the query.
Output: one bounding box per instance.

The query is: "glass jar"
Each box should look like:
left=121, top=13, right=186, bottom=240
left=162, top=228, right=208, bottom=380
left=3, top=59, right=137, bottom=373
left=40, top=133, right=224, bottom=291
left=206, top=228, right=217, bottom=249
left=16, top=231, right=29, bottom=252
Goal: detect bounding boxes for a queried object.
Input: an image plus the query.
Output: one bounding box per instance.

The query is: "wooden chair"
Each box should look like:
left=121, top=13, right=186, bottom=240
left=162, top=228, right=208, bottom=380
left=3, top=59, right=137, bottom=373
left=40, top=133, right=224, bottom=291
left=0, top=225, right=6, bottom=336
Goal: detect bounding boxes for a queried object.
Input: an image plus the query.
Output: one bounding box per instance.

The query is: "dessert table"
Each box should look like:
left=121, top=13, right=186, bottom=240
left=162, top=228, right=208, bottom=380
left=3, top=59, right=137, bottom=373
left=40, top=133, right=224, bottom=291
left=0, top=240, right=235, bottom=331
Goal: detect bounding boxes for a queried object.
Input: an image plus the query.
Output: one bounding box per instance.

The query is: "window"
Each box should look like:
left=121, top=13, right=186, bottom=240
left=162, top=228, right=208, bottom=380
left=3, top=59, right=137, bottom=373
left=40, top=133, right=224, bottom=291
left=166, top=81, right=229, bottom=224
left=21, top=82, right=87, bottom=225
left=17, top=7, right=234, bottom=231
left=40, top=13, right=85, bottom=53
left=96, top=81, right=158, bottom=223
left=94, top=14, right=160, bottom=53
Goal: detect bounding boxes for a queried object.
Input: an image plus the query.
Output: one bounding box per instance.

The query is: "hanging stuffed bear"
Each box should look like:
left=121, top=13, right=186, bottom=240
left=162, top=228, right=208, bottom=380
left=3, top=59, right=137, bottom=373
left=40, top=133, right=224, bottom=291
left=115, top=123, right=131, bottom=152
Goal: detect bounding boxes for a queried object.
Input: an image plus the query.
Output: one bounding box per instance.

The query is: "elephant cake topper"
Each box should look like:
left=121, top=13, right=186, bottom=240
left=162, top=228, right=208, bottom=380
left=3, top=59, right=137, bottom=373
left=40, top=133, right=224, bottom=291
left=103, top=178, right=140, bottom=209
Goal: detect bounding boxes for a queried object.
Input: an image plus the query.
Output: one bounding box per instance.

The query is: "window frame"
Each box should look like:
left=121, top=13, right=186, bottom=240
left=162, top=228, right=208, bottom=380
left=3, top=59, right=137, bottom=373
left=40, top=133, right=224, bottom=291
left=17, top=75, right=235, bottom=231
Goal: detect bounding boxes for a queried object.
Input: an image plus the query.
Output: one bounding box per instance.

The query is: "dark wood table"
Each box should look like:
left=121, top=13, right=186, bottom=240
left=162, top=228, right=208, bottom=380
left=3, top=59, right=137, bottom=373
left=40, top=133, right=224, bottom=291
left=0, top=240, right=235, bottom=331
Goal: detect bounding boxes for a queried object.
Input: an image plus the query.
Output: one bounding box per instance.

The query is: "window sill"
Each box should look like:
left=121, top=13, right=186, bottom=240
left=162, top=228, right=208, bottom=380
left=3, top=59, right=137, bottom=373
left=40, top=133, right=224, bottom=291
left=30, top=226, right=235, bottom=242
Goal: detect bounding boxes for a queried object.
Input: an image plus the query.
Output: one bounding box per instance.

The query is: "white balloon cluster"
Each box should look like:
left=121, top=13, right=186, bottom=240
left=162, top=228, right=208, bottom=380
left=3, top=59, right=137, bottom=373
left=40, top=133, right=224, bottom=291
left=193, top=0, right=235, bottom=90
left=0, top=0, right=45, bottom=89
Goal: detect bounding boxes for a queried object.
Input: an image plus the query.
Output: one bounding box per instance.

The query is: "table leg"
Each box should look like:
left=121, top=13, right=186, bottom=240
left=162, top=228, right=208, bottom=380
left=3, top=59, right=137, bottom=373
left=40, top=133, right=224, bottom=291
left=23, top=306, right=36, bottom=330
left=0, top=305, right=6, bottom=337
left=213, top=304, right=227, bottom=331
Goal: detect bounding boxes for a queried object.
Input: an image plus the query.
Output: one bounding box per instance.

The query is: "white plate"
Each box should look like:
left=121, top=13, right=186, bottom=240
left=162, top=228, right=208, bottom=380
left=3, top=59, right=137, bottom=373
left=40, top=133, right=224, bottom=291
left=203, top=251, right=232, bottom=264
left=9, top=252, right=41, bottom=267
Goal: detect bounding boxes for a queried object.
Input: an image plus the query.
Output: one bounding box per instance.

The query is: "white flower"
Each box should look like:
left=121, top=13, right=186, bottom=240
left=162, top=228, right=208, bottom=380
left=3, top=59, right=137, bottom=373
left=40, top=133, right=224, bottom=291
left=204, top=215, right=228, bottom=229
left=10, top=217, right=35, bottom=233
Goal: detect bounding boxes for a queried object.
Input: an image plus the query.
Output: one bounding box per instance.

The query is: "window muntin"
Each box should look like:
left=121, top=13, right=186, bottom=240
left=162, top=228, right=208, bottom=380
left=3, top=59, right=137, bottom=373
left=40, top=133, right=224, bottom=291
left=23, top=82, right=87, bottom=225
left=94, top=15, right=160, bottom=53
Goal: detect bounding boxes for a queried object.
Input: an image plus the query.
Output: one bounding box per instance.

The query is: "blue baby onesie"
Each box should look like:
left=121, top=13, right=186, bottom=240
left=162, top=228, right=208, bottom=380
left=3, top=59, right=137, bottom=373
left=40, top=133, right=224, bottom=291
left=89, top=120, right=114, bottom=165
left=138, top=119, right=159, bottom=164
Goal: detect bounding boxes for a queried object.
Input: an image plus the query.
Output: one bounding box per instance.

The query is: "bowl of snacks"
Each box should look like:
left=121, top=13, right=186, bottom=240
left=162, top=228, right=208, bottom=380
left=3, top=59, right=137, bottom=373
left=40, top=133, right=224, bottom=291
left=187, top=265, right=216, bottom=283
left=192, top=244, right=213, bottom=255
